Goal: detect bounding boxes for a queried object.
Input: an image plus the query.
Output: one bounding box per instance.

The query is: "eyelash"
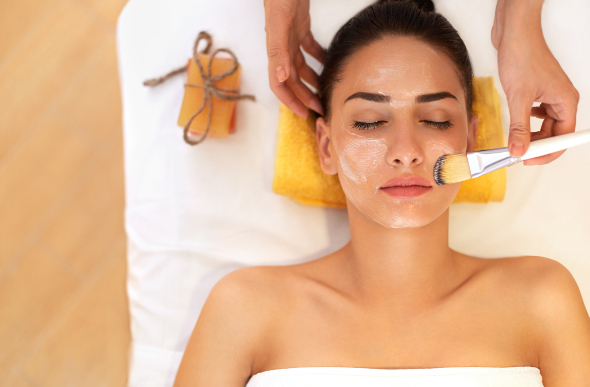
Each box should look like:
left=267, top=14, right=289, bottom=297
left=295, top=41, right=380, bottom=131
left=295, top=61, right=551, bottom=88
left=352, top=120, right=453, bottom=130
left=425, top=120, right=453, bottom=130
left=352, top=121, right=386, bottom=130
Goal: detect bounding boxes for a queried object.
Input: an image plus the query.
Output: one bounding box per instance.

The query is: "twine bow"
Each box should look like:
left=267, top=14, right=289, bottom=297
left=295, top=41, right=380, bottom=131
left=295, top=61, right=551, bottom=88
left=143, top=31, right=256, bottom=145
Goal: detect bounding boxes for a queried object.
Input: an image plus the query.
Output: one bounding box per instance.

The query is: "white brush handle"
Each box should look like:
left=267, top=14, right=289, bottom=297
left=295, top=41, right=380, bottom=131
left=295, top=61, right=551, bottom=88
left=521, top=128, right=590, bottom=161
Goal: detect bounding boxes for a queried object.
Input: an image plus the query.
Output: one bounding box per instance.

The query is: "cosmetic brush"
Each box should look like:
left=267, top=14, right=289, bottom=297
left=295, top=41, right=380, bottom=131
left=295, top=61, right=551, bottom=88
left=433, top=128, right=590, bottom=185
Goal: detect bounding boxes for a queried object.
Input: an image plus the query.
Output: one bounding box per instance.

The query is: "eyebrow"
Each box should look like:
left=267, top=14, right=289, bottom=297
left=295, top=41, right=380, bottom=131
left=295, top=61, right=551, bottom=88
left=416, top=91, right=458, bottom=103
left=344, top=91, right=458, bottom=104
left=344, top=92, right=390, bottom=103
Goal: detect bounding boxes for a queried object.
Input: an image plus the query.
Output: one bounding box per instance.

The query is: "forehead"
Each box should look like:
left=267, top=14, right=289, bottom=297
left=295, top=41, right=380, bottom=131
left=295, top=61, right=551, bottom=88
left=336, top=36, right=465, bottom=104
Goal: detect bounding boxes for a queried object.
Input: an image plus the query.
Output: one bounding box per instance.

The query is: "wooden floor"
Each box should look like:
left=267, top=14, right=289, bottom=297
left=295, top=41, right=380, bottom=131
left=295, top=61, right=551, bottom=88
left=0, top=0, right=131, bottom=385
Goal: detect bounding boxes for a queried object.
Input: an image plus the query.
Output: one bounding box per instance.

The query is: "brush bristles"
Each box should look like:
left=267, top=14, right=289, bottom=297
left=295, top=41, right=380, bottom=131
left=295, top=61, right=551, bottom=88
left=434, top=154, right=471, bottom=185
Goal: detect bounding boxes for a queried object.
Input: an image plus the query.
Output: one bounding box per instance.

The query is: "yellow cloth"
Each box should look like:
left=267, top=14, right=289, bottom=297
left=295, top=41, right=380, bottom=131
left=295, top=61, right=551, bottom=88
left=272, top=76, right=506, bottom=208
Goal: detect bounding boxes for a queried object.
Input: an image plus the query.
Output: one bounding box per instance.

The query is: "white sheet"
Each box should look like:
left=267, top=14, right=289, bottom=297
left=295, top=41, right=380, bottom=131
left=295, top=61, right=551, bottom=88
left=116, top=0, right=590, bottom=385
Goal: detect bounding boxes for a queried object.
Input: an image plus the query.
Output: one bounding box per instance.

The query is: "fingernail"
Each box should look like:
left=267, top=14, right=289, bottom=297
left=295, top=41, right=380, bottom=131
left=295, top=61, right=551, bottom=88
left=511, top=141, right=524, bottom=156
left=310, top=100, right=324, bottom=115
left=276, top=66, right=287, bottom=83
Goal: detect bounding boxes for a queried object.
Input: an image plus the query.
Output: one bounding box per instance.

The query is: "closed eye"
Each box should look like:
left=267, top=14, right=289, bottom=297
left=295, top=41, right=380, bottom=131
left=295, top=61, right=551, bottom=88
left=352, top=121, right=386, bottom=130
left=422, top=120, right=453, bottom=130
left=352, top=120, right=453, bottom=130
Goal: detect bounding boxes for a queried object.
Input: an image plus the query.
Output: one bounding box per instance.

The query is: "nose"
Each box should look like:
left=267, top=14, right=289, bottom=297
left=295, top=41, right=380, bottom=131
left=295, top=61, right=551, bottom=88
left=385, top=121, right=425, bottom=167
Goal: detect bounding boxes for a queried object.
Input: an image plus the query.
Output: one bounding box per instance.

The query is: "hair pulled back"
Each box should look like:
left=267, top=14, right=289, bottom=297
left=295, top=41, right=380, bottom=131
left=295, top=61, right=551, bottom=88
left=318, top=0, right=473, bottom=121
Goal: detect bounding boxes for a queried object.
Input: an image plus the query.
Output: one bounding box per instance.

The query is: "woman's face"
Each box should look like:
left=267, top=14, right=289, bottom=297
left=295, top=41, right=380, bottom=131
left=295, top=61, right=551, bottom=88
left=317, top=36, right=478, bottom=228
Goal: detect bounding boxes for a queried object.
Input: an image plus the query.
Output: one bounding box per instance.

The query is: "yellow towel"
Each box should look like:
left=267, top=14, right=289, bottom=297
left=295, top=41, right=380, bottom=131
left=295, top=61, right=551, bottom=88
left=272, top=76, right=506, bottom=208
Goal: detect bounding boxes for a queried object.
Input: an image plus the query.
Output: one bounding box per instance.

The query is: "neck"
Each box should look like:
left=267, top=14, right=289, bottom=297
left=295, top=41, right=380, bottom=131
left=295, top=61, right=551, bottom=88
left=339, top=203, right=462, bottom=312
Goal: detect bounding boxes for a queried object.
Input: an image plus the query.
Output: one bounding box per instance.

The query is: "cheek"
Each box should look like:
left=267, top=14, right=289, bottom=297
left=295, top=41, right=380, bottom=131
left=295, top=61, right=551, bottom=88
left=424, top=139, right=464, bottom=198
left=423, top=137, right=466, bottom=168
left=334, top=133, right=388, bottom=185
left=427, top=140, right=459, bottom=154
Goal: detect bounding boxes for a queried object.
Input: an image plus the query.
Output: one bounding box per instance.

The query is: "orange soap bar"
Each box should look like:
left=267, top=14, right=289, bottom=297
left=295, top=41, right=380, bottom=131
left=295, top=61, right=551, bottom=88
left=177, top=53, right=242, bottom=138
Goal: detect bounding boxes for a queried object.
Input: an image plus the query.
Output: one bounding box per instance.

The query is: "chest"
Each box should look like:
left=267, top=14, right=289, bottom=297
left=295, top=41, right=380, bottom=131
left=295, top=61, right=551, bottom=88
left=253, top=279, right=538, bottom=374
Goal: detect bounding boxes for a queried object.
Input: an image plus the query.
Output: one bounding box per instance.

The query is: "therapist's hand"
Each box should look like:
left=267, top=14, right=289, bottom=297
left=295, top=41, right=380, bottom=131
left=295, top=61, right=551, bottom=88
left=492, top=0, right=579, bottom=166
left=263, top=0, right=325, bottom=118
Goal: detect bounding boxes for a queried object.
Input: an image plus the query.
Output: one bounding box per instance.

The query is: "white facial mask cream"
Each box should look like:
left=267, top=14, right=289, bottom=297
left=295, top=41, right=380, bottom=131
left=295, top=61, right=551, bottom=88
left=332, top=122, right=461, bottom=229
left=325, top=36, right=468, bottom=229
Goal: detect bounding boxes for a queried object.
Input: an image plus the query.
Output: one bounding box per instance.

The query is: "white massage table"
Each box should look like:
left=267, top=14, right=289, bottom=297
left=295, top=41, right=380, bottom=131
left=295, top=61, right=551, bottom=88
left=116, top=0, right=590, bottom=385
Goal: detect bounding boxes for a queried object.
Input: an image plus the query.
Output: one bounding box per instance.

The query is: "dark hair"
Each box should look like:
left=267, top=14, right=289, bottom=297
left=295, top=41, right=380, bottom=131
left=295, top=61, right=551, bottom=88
left=318, top=0, right=473, bottom=121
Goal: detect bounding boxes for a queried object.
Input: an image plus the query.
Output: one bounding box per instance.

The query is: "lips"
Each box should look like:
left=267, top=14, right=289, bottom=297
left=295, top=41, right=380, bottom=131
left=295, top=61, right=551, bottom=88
left=380, top=177, right=432, bottom=188
left=380, top=176, right=433, bottom=199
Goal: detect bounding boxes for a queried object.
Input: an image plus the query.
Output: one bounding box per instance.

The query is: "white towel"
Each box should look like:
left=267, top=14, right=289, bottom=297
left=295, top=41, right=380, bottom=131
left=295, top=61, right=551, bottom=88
left=245, top=367, right=544, bottom=387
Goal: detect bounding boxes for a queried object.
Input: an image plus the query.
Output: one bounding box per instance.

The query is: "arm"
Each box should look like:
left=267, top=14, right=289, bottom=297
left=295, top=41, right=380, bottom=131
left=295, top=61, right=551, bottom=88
left=172, top=268, right=263, bottom=387
left=528, top=257, right=590, bottom=386
left=492, top=0, right=580, bottom=165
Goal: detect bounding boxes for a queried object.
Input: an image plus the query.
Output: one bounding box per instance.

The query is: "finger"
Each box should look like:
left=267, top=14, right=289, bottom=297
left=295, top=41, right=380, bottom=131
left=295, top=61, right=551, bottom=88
left=265, top=3, right=293, bottom=83
left=295, top=50, right=320, bottom=90
left=506, top=93, right=534, bottom=158
left=530, top=105, right=547, bottom=119
left=286, top=65, right=323, bottom=115
left=525, top=96, right=578, bottom=165
left=523, top=116, right=562, bottom=165
left=268, top=62, right=309, bottom=118
left=299, top=62, right=320, bottom=91
left=300, top=30, right=325, bottom=64
left=544, top=96, right=578, bottom=137
left=529, top=114, right=555, bottom=142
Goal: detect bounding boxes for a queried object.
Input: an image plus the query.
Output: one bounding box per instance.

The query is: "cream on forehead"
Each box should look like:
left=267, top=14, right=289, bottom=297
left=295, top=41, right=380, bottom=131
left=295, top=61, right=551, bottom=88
left=341, top=38, right=462, bottom=107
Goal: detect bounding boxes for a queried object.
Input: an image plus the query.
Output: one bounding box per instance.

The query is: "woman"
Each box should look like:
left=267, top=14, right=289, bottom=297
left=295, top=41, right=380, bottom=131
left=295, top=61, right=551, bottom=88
left=173, top=1, right=590, bottom=386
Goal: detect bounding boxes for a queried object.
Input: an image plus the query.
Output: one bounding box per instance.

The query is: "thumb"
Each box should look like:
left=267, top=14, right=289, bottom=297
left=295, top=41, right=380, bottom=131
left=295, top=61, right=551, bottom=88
left=506, top=96, right=533, bottom=159
left=266, top=9, right=292, bottom=83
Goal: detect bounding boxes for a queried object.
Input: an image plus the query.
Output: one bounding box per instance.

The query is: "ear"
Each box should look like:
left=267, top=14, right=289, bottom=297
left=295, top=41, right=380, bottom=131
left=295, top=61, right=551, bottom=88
left=466, top=114, right=479, bottom=153
left=316, top=116, right=338, bottom=175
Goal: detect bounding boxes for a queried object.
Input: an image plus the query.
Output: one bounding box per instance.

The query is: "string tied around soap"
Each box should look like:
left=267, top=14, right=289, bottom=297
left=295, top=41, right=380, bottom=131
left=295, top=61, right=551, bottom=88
left=143, top=31, right=256, bottom=145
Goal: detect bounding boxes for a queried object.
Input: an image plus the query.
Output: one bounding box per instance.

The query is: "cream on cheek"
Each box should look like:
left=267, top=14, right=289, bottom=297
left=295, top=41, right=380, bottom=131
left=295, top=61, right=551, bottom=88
left=421, top=139, right=463, bottom=172
left=337, top=131, right=388, bottom=187
left=331, top=123, right=403, bottom=228
left=331, top=123, right=463, bottom=229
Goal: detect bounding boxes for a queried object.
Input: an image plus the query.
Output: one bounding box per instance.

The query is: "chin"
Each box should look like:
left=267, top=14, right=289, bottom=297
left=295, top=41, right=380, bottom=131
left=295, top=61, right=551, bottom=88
left=344, top=182, right=460, bottom=229
left=357, top=202, right=446, bottom=229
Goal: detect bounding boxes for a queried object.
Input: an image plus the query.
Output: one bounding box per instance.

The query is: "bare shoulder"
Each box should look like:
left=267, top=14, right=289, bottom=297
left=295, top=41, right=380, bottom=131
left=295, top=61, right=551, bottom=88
left=487, top=255, right=588, bottom=318
left=199, top=264, right=288, bottom=344
left=476, top=255, right=584, bottom=294
left=173, top=265, right=284, bottom=387
left=508, top=256, right=590, bottom=386
left=212, top=265, right=285, bottom=303
left=506, top=255, right=587, bottom=313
